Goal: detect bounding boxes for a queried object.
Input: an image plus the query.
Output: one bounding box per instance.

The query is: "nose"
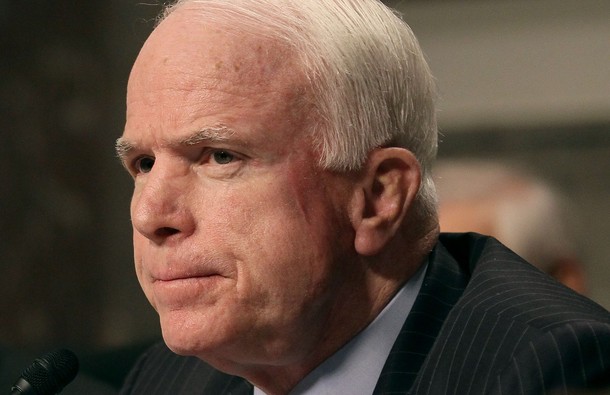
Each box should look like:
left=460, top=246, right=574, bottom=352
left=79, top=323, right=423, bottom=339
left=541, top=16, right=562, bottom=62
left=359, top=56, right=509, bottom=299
left=130, top=164, right=195, bottom=245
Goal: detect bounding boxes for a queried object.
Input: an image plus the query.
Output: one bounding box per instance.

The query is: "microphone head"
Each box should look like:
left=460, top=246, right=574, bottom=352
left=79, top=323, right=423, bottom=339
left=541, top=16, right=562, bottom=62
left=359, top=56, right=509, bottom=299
left=16, top=349, right=79, bottom=394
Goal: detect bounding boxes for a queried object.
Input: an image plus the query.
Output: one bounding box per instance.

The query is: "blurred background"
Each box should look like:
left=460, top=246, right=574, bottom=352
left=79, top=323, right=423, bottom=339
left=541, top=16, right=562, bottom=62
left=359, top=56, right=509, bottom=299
left=1, top=0, right=609, bottom=388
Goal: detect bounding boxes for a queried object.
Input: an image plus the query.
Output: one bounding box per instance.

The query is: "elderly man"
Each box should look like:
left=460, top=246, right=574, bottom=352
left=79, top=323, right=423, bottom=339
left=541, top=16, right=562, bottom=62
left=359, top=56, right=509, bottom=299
left=116, top=1, right=610, bottom=394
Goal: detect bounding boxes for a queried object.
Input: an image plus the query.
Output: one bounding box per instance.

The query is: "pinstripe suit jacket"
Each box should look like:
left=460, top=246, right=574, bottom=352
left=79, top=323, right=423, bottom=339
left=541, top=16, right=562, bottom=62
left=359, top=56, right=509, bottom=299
left=120, top=233, right=610, bottom=394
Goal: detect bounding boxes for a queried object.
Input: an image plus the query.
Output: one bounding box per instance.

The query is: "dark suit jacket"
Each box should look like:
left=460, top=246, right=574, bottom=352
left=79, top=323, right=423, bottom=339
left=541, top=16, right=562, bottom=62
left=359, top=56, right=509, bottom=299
left=120, top=233, right=610, bottom=394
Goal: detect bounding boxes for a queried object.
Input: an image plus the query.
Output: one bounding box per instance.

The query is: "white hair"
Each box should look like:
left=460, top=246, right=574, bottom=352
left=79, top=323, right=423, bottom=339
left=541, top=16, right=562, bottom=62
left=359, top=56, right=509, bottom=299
left=161, top=0, right=439, bottom=219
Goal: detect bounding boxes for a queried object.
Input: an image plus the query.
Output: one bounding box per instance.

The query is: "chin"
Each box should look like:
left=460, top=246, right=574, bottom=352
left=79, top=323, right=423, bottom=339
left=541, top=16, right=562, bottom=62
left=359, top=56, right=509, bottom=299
left=162, top=329, right=220, bottom=359
left=158, top=308, right=237, bottom=358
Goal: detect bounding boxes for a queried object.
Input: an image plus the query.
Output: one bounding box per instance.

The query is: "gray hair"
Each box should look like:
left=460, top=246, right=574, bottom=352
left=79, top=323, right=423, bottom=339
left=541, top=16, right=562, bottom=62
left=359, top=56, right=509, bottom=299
left=161, top=0, right=439, bottom=219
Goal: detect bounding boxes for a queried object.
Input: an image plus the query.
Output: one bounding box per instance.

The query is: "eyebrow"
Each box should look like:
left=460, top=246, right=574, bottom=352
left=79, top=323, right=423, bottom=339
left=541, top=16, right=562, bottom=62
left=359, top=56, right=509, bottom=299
left=179, top=125, right=235, bottom=146
left=114, top=138, right=134, bottom=161
left=115, top=125, right=236, bottom=162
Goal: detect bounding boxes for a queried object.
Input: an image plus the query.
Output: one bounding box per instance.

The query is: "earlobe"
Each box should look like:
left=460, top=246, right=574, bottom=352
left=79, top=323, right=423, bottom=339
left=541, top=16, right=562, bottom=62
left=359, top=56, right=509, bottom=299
left=353, top=148, right=421, bottom=256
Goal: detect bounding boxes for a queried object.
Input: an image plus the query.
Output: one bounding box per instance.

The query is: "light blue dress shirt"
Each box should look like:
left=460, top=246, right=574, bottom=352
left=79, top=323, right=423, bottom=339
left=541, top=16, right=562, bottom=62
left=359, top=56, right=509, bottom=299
left=254, top=262, right=427, bottom=395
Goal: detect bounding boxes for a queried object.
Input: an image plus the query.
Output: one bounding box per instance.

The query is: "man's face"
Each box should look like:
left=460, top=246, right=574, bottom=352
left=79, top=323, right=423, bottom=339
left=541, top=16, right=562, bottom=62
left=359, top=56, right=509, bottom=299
left=120, top=7, right=357, bottom=368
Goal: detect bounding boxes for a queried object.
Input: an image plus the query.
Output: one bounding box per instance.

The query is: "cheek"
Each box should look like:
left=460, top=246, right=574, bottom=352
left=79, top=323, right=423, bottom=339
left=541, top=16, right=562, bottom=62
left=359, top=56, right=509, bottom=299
left=131, top=234, right=159, bottom=311
left=132, top=235, right=150, bottom=281
left=235, top=171, right=346, bottom=284
left=207, top=174, right=331, bottom=280
left=283, top=165, right=352, bottom=248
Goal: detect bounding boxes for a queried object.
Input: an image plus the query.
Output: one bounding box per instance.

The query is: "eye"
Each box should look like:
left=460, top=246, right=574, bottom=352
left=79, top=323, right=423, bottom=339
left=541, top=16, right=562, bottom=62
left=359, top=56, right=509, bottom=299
left=134, top=156, right=155, bottom=173
left=211, top=150, right=234, bottom=164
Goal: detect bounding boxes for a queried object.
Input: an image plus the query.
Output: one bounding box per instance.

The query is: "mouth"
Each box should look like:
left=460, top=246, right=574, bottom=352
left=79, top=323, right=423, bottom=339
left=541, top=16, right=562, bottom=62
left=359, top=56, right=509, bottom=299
left=152, top=273, right=228, bottom=290
left=152, top=265, right=224, bottom=282
left=150, top=273, right=227, bottom=307
left=154, top=272, right=220, bottom=282
left=152, top=270, right=228, bottom=288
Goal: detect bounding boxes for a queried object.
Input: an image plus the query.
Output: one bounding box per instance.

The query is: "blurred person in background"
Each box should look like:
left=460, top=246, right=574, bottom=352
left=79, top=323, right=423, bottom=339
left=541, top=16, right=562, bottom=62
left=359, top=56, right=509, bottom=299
left=435, top=159, right=587, bottom=294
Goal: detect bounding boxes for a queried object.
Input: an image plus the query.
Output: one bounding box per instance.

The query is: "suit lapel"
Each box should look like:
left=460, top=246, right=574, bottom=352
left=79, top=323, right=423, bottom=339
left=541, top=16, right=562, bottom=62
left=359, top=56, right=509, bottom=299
left=373, top=240, right=470, bottom=394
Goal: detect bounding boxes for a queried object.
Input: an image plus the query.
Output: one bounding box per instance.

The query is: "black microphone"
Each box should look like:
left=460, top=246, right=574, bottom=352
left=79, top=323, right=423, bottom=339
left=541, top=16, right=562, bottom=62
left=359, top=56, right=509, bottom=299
left=10, top=349, right=79, bottom=395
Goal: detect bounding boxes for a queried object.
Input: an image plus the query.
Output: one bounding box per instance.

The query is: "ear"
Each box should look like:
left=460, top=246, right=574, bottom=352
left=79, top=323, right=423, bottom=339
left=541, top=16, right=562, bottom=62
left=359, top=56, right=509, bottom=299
left=351, top=148, right=421, bottom=256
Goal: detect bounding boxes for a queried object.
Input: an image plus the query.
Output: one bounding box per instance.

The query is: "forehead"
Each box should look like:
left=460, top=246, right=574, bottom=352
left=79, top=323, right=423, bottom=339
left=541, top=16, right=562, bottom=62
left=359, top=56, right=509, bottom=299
left=124, top=5, right=312, bottom=144
left=130, top=5, right=302, bottom=97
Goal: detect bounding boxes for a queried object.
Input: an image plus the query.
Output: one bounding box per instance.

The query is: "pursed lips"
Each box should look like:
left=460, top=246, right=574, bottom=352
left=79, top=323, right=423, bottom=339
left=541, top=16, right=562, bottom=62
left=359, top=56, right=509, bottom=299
left=139, top=253, right=235, bottom=300
left=148, top=265, right=228, bottom=307
left=152, top=268, right=222, bottom=282
left=142, top=253, right=227, bottom=282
